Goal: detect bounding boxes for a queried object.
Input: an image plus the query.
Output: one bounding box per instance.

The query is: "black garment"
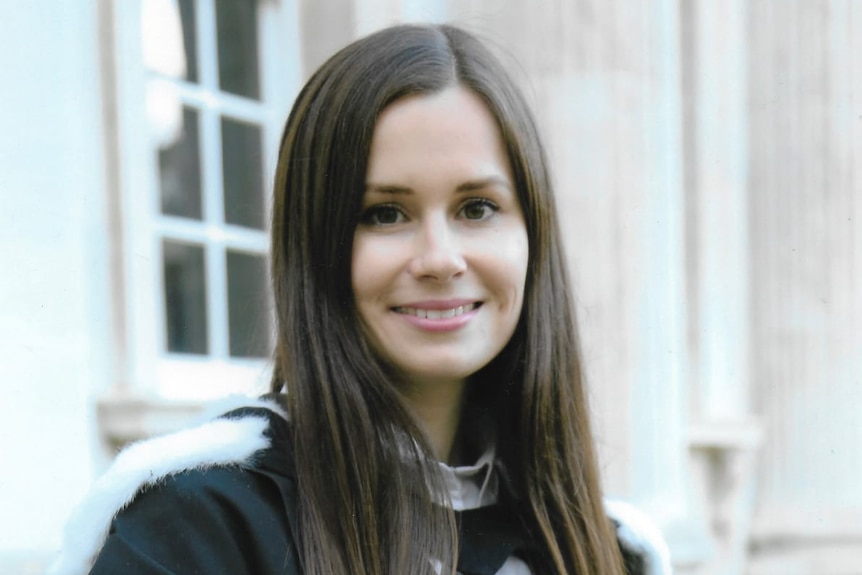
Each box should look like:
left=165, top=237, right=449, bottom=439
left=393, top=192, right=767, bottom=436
left=91, top=408, right=531, bottom=575
left=90, top=407, right=301, bottom=574
left=90, top=407, right=646, bottom=574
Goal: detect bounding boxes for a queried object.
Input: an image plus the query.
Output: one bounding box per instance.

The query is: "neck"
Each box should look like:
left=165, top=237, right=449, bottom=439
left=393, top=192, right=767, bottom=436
left=400, top=377, right=467, bottom=464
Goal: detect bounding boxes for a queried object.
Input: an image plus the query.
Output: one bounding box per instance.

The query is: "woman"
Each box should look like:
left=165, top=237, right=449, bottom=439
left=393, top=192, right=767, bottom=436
left=50, top=24, right=670, bottom=575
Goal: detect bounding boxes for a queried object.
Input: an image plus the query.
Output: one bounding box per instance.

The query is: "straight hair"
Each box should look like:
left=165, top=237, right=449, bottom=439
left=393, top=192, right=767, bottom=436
left=270, top=23, right=625, bottom=575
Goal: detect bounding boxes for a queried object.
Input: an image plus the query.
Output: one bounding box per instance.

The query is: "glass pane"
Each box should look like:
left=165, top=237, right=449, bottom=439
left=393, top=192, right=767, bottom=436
left=221, top=117, right=265, bottom=229
left=163, top=241, right=208, bottom=354
left=226, top=250, right=271, bottom=358
left=159, top=106, right=202, bottom=219
left=178, top=0, right=198, bottom=83
left=215, top=0, right=260, bottom=99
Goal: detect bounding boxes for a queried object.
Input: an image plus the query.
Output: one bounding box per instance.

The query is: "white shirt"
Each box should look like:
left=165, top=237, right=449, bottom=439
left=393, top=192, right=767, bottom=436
left=439, top=445, right=533, bottom=575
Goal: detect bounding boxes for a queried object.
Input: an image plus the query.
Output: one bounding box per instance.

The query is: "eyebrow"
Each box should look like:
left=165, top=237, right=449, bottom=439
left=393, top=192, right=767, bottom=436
left=365, top=176, right=513, bottom=195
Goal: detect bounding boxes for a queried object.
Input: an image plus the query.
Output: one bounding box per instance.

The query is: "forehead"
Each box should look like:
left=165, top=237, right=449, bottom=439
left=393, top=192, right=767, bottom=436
left=367, top=86, right=511, bottom=186
left=374, top=86, right=497, bottom=142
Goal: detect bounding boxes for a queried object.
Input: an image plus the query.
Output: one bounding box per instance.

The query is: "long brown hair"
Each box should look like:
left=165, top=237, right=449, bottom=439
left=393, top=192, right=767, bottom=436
left=270, top=24, right=624, bottom=575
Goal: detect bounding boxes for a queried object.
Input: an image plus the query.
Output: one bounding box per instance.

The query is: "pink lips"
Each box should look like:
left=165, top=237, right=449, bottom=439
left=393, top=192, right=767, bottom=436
left=392, top=300, right=481, bottom=332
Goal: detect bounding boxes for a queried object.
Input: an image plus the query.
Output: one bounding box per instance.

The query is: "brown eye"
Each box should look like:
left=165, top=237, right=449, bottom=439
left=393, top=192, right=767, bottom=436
left=460, top=199, right=498, bottom=221
left=361, top=205, right=405, bottom=226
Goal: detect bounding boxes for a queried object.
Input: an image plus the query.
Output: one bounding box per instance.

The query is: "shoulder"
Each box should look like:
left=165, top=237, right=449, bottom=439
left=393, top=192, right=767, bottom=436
left=89, top=466, right=299, bottom=574
left=48, top=395, right=295, bottom=575
left=605, top=499, right=673, bottom=575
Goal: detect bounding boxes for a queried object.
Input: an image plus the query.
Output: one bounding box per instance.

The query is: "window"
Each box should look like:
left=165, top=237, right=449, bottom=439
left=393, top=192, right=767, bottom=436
left=113, top=0, right=300, bottom=401
left=154, top=0, right=271, bottom=362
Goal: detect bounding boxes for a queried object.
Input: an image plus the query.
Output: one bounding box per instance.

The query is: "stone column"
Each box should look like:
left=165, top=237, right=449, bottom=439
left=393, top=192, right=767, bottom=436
left=747, top=0, right=862, bottom=572
left=682, top=1, right=761, bottom=574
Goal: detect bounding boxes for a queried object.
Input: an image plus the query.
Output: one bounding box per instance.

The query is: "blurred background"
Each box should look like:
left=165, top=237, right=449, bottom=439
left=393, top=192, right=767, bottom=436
left=1, top=0, right=860, bottom=573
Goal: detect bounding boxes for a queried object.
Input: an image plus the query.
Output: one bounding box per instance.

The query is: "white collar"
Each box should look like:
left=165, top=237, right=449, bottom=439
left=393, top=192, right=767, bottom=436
left=437, top=435, right=498, bottom=511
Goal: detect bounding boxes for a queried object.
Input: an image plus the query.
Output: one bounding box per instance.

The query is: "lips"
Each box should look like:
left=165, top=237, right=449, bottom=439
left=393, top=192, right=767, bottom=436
left=393, top=302, right=480, bottom=319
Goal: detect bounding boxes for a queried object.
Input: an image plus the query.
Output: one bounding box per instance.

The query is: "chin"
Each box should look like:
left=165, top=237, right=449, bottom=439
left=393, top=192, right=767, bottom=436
left=398, top=360, right=488, bottom=385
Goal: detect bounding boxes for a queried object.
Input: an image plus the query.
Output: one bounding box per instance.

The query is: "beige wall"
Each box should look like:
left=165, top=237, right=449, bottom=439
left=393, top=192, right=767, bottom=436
left=747, top=1, right=862, bottom=573
left=298, top=0, right=355, bottom=74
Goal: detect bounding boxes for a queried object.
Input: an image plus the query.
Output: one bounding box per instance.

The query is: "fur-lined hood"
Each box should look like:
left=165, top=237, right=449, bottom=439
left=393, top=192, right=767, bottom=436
left=49, top=395, right=672, bottom=575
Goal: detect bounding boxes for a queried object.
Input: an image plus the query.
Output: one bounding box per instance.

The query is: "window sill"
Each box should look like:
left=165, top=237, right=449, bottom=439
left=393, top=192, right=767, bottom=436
left=97, top=391, right=206, bottom=449
left=688, top=418, right=763, bottom=451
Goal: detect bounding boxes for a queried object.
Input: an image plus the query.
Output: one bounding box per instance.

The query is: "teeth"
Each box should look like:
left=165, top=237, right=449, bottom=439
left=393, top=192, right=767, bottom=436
left=396, top=303, right=477, bottom=319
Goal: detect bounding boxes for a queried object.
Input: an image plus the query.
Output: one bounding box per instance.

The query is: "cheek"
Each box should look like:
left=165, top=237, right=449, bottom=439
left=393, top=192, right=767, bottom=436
left=351, top=234, right=399, bottom=311
left=510, top=241, right=530, bottom=311
left=350, top=243, right=380, bottom=349
left=350, top=237, right=373, bottom=311
left=351, top=234, right=380, bottom=288
left=502, top=226, right=529, bottom=283
left=479, top=227, right=529, bottom=307
left=509, top=231, right=529, bottom=313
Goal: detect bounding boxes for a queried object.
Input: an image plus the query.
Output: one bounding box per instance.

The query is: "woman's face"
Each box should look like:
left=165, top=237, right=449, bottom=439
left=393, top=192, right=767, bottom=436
left=352, top=86, right=529, bottom=388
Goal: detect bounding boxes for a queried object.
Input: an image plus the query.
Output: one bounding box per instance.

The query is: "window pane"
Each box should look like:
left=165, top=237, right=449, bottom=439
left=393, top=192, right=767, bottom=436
left=215, top=0, right=260, bottom=99
left=163, top=241, right=208, bottom=354
left=178, top=0, right=198, bottom=83
left=159, top=106, right=202, bottom=219
left=226, top=250, right=271, bottom=358
left=221, top=117, right=265, bottom=229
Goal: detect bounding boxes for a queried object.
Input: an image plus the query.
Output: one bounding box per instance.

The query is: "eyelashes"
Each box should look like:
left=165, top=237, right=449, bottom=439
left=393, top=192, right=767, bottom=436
left=359, top=203, right=405, bottom=226
left=459, top=198, right=498, bottom=221
left=359, top=198, right=500, bottom=227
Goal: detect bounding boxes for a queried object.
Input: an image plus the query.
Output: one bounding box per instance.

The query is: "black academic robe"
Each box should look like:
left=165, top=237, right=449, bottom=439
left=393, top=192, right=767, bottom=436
left=49, top=400, right=668, bottom=575
left=89, top=407, right=538, bottom=574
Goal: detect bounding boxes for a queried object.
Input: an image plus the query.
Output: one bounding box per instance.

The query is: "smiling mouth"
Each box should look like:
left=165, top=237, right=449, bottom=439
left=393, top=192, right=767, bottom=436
left=393, top=302, right=480, bottom=319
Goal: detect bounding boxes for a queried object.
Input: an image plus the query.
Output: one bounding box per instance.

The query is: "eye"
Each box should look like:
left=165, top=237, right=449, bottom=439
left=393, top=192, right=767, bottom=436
left=360, top=204, right=406, bottom=226
left=459, top=198, right=499, bottom=221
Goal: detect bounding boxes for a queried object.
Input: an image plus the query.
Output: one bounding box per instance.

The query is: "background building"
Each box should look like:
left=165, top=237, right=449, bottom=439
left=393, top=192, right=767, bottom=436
left=1, top=1, right=859, bottom=573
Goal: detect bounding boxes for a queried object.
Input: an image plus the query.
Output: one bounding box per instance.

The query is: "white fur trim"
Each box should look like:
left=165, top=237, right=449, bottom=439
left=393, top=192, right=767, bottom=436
left=605, top=499, right=673, bottom=575
left=48, top=402, right=280, bottom=575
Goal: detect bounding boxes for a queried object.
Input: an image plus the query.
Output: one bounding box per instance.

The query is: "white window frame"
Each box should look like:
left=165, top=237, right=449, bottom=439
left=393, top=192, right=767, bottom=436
left=112, top=0, right=300, bottom=401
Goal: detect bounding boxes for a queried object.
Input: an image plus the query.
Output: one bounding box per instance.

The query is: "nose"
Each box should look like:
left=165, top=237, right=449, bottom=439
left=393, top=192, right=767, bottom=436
left=407, top=216, right=466, bottom=282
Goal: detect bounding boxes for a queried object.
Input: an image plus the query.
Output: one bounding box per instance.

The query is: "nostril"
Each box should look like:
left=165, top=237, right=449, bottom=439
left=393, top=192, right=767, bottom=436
left=408, top=249, right=467, bottom=281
